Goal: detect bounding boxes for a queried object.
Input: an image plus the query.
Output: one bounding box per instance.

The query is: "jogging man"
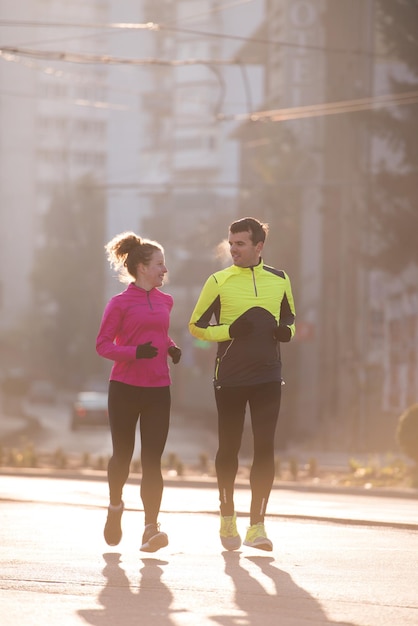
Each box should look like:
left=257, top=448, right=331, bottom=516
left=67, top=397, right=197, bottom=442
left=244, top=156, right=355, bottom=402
left=189, top=217, right=296, bottom=551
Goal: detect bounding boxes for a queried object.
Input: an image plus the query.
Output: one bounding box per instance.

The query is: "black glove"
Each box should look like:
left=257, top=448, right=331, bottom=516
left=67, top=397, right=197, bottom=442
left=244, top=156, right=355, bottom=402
left=273, top=325, right=292, bottom=343
left=136, top=341, right=158, bottom=359
left=168, top=345, right=182, bottom=364
left=229, top=316, right=253, bottom=339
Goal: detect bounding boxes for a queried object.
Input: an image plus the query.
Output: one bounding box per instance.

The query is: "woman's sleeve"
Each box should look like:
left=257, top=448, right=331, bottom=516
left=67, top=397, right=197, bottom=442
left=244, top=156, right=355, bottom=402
left=96, top=300, right=137, bottom=362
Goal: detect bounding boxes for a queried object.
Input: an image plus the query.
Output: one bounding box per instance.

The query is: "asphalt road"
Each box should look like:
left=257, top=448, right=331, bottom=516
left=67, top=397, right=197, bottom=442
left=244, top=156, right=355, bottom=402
left=0, top=474, right=417, bottom=626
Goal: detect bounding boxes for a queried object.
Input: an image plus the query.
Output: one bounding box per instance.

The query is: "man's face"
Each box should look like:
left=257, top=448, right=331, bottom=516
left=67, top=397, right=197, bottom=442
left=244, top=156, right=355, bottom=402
left=228, top=230, right=263, bottom=268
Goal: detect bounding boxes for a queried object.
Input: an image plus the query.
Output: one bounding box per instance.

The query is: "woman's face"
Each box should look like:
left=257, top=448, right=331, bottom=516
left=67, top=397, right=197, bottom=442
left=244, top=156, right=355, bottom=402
left=140, top=250, right=167, bottom=288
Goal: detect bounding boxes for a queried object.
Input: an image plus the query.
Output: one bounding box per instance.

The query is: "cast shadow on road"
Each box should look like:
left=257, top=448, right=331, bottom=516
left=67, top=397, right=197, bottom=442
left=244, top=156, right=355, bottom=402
left=77, top=551, right=358, bottom=626
left=78, top=552, right=177, bottom=626
left=211, top=551, right=357, bottom=626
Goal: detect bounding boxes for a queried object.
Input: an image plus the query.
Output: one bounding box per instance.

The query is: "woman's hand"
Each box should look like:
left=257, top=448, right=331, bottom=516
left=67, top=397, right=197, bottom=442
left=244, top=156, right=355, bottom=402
left=168, top=346, right=182, bottom=364
left=136, top=342, right=158, bottom=359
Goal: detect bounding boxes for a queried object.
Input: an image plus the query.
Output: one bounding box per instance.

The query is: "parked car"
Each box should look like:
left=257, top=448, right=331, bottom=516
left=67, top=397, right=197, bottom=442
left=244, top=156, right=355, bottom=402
left=71, top=391, right=108, bottom=431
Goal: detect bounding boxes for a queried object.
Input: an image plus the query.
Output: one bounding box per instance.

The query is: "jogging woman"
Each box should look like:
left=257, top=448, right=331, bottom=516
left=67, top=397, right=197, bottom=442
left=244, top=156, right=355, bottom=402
left=96, top=231, right=181, bottom=552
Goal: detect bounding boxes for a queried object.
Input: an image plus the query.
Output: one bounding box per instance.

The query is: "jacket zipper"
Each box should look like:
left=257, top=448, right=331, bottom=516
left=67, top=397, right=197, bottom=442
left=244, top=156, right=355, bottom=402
left=251, top=267, right=258, bottom=296
left=215, top=266, right=258, bottom=384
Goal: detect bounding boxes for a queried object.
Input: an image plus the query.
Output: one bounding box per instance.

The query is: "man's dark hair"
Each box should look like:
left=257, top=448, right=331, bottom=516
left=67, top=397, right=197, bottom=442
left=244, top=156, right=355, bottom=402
left=229, top=217, right=269, bottom=245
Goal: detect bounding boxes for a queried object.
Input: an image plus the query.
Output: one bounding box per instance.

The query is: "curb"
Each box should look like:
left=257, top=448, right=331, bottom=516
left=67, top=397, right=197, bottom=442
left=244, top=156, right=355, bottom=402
left=0, top=466, right=416, bottom=500
left=1, top=468, right=417, bottom=532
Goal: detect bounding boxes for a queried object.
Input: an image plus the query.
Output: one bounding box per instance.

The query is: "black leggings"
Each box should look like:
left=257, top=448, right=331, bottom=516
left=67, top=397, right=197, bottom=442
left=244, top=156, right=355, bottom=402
left=214, top=381, right=281, bottom=525
left=107, top=380, right=170, bottom=525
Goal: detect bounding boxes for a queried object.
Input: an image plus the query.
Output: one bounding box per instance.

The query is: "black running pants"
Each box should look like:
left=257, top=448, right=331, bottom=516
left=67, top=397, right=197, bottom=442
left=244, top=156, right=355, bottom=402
left=214, top=381, right=281, bottom=525
left=107, top=380, right=170, bottom=525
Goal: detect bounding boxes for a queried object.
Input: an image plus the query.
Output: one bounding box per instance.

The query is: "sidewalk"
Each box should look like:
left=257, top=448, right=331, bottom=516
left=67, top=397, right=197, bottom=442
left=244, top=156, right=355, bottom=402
left=0, top=471, right=417, bottom=531
left=1, top=405, right=417, bottom=511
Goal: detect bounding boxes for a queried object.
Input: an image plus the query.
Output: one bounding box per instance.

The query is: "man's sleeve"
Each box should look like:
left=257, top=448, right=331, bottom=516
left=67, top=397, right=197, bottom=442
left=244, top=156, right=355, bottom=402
left=278, top=272, right=296, bottom=340
left=188, top=275, right=231, bottom=343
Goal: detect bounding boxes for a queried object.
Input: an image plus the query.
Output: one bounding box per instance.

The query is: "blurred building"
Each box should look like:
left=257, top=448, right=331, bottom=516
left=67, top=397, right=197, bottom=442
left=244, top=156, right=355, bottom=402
left=232, top=0, right=326, bottom=446
left=368, top=26, right=418, bottom=441
left=0, top=0, right=416, bottom=449
left=114, top=0, right=268, bottom=411
left=233, top=0, right=417, bottom=450
left=0, top=0, right=109, bottom=331
left=0, top=0, right=266, bottom=402
left=319, top=0, right=376, bottom=449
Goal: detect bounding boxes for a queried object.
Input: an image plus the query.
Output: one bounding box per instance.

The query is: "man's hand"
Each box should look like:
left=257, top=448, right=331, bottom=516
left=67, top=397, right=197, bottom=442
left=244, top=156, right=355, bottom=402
left=273, top=325, right=291, bottom=342
left=136, top=341, right=158, bottom=359
left=229, top=316, right=253, bottom=339
left=168, top=345, right=182, bottom=364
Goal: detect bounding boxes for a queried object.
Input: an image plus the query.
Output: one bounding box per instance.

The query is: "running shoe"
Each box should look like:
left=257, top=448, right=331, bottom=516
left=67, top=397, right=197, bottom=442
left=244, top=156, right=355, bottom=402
left=104, top=501, right=124, bottom=546
left=140, top=523, right=169, bottom=552
left=220, top=512, right=241, bottom=551
left=243, top=522, right=273, bottom=551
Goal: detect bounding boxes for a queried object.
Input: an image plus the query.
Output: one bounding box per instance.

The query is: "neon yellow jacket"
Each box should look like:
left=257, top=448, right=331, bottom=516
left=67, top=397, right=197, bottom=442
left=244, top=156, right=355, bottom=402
left=189, top=260, right=296, bottom=387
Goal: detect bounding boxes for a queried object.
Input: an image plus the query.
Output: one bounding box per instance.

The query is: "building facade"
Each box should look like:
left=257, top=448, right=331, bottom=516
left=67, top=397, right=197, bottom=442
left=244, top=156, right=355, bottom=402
left=0, top=0, right=109, bottom=332
left=0, top=0, right=416, bottom=449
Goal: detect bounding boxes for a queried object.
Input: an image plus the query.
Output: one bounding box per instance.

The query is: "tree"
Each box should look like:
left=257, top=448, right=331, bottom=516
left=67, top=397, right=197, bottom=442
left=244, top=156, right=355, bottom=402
left=397, top=403, right=418, bottom=466
left=370, top=0, right=418, bottom=271
left=30, top=174, right=106, bottom=388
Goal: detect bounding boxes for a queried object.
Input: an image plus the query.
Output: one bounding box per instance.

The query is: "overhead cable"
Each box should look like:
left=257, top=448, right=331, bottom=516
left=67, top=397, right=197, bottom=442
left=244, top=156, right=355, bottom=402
left=0, top=19, right=382, bottom=58
left=218, top=90, right=418, bottom=123
left=0, top=46, right=239, bottom=66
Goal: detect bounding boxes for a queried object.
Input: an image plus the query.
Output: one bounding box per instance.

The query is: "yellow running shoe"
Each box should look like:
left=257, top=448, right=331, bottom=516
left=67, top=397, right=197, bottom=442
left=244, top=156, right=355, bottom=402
left=243, top=522, right=273, bottom=551
left=220, top=513, right=241, bottom=551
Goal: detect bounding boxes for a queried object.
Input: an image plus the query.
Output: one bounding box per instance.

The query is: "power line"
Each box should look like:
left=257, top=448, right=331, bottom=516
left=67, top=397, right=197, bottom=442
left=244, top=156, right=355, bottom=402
left=0, top=46, right=242, bottom=120
left=161, top=24, right=378, bottom=58
left=0, top=46, right=240, bottom=66
left=0, top=19, right=153, bottom=30
left=0, top=2, right=252, bottom=49
left=218, top=90, right=418, bottom=123
left=2, top=45, right=416, bottom=122
left=100, top=179, right=368, bottom=192
left=0, top=18, right=382, bottom=58
left=0, top=50, right=217, bottom=107
left=1, top=25, right=121, bottom=50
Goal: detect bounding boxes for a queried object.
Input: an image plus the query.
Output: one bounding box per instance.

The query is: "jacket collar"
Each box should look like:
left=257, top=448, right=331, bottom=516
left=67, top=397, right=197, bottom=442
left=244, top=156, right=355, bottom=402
left=230, top=258, right=264, bottom=274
